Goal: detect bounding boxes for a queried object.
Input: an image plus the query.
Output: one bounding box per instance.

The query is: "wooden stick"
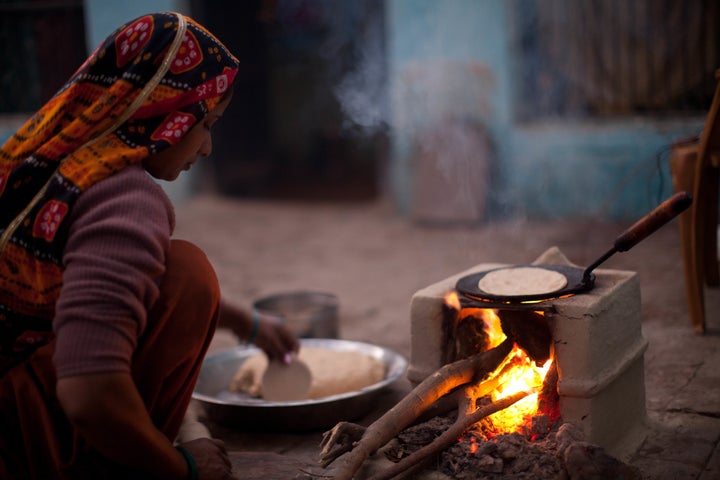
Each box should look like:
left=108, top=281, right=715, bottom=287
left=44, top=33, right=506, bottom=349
left=368, top=389, right=533, bottom=480
left=321, top=338, right=514, bottom=480
left=319, top=422, right=367, bottom=467
left=372, top=386, right=476, bottom=480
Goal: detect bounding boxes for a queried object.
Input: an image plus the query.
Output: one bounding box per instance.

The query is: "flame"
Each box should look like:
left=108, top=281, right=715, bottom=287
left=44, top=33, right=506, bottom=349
left=445, top=291, right=461, bottom=310
left=477, top=309, right=553, bottom=435
left=443, top=292, right=556, bottom=437
left=480, top=308, right=505, bottom=348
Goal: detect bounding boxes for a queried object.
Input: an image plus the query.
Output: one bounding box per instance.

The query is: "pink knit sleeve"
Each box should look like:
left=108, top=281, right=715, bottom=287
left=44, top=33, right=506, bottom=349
left=53, top=166, right=175, bottom=378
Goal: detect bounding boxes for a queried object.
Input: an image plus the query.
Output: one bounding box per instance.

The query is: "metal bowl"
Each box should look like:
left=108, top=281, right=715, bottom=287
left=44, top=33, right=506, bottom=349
left=192, top=338, right=408, bottom=432
left=253, top=291, right=339, bottom=338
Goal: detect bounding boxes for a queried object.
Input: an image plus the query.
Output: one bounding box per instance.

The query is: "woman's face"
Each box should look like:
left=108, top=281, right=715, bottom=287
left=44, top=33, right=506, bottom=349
left=143, top=93, right=233, bottom=181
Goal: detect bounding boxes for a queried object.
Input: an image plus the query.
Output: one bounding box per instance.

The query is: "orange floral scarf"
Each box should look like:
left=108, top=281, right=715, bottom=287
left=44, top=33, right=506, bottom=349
left=0, top=12, right=238, bottom=353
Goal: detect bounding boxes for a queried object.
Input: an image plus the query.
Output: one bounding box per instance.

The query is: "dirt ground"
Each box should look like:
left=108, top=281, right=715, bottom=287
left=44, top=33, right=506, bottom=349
left=173, top=194, right=720, bottom=480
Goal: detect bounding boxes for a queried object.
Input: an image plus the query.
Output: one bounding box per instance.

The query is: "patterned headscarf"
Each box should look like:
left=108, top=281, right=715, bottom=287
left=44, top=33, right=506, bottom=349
left=0, top=12, right=239, bottom=338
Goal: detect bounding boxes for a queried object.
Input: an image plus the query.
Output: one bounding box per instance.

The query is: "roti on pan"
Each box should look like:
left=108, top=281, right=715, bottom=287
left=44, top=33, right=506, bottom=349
left=477, top=266, right=568, bottom=297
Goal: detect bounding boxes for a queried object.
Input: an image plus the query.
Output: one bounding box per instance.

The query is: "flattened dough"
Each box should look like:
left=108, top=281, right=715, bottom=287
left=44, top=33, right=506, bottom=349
left=261, top=358, right=312, bottom=402
left=230, top=347, right=386, bottom=400
left=478, top=266, right=568, bottom=296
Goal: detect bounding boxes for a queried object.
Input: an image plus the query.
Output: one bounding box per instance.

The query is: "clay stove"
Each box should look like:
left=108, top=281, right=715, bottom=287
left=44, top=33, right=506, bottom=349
left=408, top=247, right=648, bottom=460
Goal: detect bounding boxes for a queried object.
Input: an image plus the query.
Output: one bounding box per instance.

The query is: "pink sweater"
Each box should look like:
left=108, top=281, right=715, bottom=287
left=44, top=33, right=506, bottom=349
left=53, top=165, right=175, bottom=378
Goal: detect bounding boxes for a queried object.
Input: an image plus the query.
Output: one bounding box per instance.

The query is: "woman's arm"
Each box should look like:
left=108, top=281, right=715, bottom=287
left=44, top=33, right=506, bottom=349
left=54, top=169, right=232, bottom=478
left=218, top=301, right=299, bottom=361
left=56, top=372, right=232, bottom=479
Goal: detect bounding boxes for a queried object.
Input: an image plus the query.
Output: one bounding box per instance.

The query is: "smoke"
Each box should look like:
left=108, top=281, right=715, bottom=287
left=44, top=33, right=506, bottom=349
left=333, top=14, right=387, bottom=134
left=274, top=0, right=388, bottom=135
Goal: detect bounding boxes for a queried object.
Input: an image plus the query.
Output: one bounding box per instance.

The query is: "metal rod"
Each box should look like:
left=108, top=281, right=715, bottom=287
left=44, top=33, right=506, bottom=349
left=582, top=246, right=617, bottom=283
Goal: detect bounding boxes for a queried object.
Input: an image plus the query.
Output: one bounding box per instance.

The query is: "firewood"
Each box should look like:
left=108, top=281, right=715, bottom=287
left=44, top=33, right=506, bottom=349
left=497, top=310, right=552, bottom=364
left=319, top=422, right=367, bottom=467
left=367, top=389, right=532, bottom=480
left=320, top=338, right=513, bottom=480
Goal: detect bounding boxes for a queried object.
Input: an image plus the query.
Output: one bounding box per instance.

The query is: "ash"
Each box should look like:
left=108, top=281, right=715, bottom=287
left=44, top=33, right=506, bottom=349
left=386, top=415, right=641, bottom=480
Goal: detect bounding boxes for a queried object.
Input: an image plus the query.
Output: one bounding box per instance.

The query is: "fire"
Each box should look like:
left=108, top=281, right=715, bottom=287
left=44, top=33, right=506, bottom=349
left=487, top=347, right=552, bottom=433
left=477, top=308, right=552, bottom=434
left=445, top=291, right=461, bottom=311
left=442, top=292, right=555, bottom=436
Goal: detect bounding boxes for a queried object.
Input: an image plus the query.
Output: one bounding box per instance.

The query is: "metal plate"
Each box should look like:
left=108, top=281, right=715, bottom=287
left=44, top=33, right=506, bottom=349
left=455, top=264, right=595, bottom=302
left=192, top=338, right=408, bottom=432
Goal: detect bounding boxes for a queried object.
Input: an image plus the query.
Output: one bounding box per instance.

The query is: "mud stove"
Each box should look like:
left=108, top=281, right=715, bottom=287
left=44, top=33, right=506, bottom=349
left=408, top=247, right=648, bottom=459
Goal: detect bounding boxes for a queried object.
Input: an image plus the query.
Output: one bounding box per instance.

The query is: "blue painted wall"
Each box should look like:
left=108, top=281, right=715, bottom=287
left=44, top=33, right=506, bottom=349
left=386, top=0, right=704, bottom=221
left=84, top=0, right=187, bottom=49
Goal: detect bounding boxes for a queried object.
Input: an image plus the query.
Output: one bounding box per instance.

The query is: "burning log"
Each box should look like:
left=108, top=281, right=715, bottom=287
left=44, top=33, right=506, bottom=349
left=441, top=292, right=552, bottom=366
left=452, top=310, right=491, bottom=362
left=497, top=310, right=552, bottom=364
left=319, top=338, right=513, bottom=480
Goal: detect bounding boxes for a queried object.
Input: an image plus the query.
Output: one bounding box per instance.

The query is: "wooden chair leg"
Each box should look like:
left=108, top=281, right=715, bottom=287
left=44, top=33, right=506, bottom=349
left=683, top=203, right=706, bottom=334
left=704, top=172, right=719, bottom=286
left=670, top=145, right=706, bottom=333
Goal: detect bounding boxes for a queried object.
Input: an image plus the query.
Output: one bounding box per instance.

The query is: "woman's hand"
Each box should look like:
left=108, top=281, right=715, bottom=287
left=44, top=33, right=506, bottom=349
left=252, top=313, right=299, bottom=362
left=179, top=438, right=236, bottom=480
left=218, top=301, right=299, bottom=361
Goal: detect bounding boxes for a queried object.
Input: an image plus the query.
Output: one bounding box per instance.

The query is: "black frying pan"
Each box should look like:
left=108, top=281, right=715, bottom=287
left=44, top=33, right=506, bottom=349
left=456, top=191, right=693, bottom=303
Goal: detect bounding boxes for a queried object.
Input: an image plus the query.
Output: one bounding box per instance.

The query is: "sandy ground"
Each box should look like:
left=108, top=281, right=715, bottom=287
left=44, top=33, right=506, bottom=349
left=174, top=194, right=720, bottom=480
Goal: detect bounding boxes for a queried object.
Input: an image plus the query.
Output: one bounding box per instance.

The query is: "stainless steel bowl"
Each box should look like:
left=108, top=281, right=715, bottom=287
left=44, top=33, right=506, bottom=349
left=192, top=338, right=408, bottom=432
left=253, top=291, right=339, bottom=338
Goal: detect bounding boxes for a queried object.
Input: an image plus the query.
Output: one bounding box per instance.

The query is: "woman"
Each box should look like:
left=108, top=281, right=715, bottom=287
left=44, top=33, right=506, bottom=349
left=0, top=11, right=297, bottom=479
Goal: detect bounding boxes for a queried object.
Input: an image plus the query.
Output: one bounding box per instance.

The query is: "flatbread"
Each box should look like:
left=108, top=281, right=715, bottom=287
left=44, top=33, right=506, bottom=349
left=230, top=347, right=386, bottom=400
left=477, top=266, right=568, bottom=297
left=261, top=358, right=312, bottom=402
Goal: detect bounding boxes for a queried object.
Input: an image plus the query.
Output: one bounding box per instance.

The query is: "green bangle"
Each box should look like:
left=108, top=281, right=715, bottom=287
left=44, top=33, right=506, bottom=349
left=176, top=446, right=199, bottom=480
left=247, top=308, right=259, bottom=344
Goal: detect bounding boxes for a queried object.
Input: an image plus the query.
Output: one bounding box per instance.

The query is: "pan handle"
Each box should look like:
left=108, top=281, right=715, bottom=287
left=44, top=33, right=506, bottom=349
left=614, top=191, right=692, bottom=252
left=581, top=191, right=692, bottom=283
